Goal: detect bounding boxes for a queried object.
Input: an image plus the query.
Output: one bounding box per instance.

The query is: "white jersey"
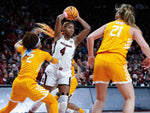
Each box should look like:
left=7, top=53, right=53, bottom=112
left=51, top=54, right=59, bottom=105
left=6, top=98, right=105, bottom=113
left=52, top=36, right=75, bottom=70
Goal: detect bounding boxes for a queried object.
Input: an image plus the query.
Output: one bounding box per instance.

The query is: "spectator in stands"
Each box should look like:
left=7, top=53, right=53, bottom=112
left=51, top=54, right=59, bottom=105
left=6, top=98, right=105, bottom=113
left=0, top=72, right=9, bottom=84
left=6, top=29, right=17, bottom=52
left=6, top=63, right=12, bottom=75
left=0, top=0, right=150, bottom=87
left=7, top=72, right=15, bottom=84
left=11, top=63, right=19, bottom=77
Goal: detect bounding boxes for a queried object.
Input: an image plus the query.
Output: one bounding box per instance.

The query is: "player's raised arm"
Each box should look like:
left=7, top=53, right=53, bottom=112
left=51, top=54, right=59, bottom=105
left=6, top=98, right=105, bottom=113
left=73, top=15, right=91, bottom=47
left=54, top=13, right=65, bottom=42
left=14, top=39, right=23, bottom=51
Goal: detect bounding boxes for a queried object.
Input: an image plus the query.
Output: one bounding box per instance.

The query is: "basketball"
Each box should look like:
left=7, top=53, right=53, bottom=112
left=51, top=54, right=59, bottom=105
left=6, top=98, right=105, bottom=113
left=64, top=6, right=79, bottom=20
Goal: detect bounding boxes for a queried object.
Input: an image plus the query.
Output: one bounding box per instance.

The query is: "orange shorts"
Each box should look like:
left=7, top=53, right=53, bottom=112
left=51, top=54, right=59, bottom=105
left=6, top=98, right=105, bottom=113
left=10, top=77, right=49, bottom=102
left=93, top=53, right=132, bottom=84
left=69, top=77, right=78, bottom=95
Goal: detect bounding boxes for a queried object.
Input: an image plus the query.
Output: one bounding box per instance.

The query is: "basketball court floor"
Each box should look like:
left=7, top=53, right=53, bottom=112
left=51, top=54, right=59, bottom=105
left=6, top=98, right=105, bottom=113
left=0, top=87, right=150, bottom=113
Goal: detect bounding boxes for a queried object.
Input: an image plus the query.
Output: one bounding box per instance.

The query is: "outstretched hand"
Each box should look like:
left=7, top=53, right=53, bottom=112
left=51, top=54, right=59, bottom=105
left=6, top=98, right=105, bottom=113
left=88, top=56, right=95, bottom=69
left=142, top=57, right=150, bottom=69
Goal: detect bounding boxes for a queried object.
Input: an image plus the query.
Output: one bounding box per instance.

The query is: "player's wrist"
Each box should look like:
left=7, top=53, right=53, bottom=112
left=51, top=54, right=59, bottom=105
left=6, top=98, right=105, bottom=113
left=88, top=55, right=94, bottom=58
left=63, top=12, right=68, bottom=18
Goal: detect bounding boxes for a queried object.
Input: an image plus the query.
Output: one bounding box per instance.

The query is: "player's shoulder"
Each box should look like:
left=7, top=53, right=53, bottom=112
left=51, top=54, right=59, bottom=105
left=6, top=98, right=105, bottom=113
left=108, top=20, right=116, bottom=25
left=39, top=49, right=49, bottom=54
left=17, top=46, right=26, bottom=53
left=130, top=26, right=141, bottom=34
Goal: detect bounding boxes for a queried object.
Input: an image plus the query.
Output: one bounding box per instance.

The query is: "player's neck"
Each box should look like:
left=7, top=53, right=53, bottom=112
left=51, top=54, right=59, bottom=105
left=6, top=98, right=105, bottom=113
left=64, top=35, right=70, bottom=41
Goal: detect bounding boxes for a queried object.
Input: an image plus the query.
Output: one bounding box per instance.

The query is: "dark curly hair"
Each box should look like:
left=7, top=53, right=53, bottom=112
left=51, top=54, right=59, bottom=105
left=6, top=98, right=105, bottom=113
left=22, top=32, right=39, bottom=49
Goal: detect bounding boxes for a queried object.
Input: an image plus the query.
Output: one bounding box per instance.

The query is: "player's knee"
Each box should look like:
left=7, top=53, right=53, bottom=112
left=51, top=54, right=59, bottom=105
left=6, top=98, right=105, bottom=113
left=124, top=94, right=135, bottom=102
left=96, top=96, right=106, bottom=103
left=123, top=90, right=135, bottom=102
left=60, top=92, right=69, bottom=96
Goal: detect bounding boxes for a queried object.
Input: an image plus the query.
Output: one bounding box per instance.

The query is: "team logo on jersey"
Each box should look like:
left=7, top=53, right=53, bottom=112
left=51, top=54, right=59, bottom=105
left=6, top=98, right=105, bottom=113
left=70, top=40, right=73, bottom=43
left=61, top=42, right=72, bottom=48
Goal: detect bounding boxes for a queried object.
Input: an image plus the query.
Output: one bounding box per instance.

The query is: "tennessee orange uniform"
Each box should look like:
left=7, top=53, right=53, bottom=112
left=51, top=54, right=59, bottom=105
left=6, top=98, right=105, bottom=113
left=69, top=59, right=78, bottom=95
left=8, top=46, right=58, bottom=113
left=93, top=20, right=133, bottom=84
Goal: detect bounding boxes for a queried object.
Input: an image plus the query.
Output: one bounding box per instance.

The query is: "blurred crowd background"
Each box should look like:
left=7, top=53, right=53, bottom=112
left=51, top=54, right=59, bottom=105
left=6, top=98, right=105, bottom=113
left=0, top=0, right=150, bottom=87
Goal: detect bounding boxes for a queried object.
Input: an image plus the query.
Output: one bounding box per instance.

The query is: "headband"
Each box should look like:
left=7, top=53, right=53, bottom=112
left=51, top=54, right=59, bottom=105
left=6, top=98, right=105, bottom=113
left=22, top=38, right=40, bottom=58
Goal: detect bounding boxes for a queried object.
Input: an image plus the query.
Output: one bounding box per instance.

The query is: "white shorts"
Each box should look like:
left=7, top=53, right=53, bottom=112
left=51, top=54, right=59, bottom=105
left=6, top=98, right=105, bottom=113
left=40, top=64, right=72, bottom=87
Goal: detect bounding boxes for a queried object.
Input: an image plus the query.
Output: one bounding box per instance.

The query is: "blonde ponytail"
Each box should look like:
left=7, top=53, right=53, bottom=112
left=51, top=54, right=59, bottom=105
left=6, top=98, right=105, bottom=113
left=115, top=4, right=139, bottom=29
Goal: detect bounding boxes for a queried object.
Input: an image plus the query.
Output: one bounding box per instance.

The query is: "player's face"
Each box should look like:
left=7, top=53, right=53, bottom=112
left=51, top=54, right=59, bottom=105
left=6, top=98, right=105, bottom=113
left=65, top=24, right=74, bottom=37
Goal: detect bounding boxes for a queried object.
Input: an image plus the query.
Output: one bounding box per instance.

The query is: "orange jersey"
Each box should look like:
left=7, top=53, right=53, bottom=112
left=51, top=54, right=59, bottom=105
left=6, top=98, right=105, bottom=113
left=70, top=59, right=78, bottom=95
left=71, top=59, right=75, bottom=77
left=17, top=46, right=52, bottom=80
left=97, top=20, right=133, bottom=59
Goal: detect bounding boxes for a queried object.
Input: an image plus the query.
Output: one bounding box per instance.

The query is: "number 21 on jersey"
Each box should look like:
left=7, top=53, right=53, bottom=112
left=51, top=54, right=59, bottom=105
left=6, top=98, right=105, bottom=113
left=110, top=25, right=123, bottom=37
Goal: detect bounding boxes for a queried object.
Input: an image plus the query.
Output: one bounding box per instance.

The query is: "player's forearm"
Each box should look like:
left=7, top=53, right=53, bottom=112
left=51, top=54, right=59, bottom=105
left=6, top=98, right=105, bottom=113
left=77, top=16, right=91, bottom=32
left=133, top=29, right=150, bottom=58
left=141, top=44, right=150, bottom=58
left=54, top=14, right=65, bottom=37
left=50, top=57, right=59, bottom=64
left=87, top=36, right=94, bottom=57
left=77, top=65, right=81, bottom=74
left=14, top=40, right=22, bottom=50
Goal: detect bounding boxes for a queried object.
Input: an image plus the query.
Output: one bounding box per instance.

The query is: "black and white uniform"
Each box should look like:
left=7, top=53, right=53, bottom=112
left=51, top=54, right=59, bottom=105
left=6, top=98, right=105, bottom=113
left=41, top=36, right=75, bottom=86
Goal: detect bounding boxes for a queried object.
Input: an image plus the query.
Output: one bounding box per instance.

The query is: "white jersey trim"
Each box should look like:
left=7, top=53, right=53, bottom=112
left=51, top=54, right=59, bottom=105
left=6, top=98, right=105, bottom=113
left=112, top=80, right=132, bottom=84
left=9, top=98, right=21, bottom=103
left=93, top=81, right=109, bottom=84
left=35, top=90, right=49, bottom=103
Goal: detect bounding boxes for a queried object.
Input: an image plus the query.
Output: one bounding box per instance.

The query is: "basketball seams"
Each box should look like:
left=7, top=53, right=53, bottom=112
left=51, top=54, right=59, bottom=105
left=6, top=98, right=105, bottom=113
left=72, top=7, right=77, bottom=18
left=69, top=7, right=74, bottom=20
left=64, top=6, right=78, bottom=20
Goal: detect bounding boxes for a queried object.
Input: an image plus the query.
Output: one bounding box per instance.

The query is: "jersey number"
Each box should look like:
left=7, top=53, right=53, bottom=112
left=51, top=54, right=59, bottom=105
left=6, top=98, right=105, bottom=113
left=110, top=25, right=123, bottom=37
left=60, top=47, right=66, bottom=56
left=26, top=54, right=34, bottom=63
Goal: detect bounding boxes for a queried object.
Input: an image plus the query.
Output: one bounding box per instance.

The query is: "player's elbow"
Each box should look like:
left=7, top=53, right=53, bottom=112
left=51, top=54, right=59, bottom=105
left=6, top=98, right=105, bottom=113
left=14, top=43, right=18, bottom=50
left=86, top=26, right=91, bottom=33
left=87, top=34, right=93, bottom=40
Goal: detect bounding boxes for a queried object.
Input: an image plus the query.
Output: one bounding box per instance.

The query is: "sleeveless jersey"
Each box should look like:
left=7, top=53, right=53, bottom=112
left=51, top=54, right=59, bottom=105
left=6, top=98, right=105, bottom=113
left=17, top=46, right=52, bottom=80
left=52, top=36, right=75, bottom=70
left=97, top=20, right=133, bottom=58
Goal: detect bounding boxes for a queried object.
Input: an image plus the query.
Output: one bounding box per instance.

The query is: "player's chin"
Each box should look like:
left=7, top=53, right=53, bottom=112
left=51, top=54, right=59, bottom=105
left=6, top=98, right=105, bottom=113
left=69, top=32, right=74, bottom=37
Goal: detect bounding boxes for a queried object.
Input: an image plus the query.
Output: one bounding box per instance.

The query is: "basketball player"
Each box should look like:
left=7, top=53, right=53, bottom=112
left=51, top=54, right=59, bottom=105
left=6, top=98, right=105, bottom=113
left=87, top=4, right=150, bottom=113
left=0, top=32, right=59, bottom=113
left=29, top=59, right=86, bottom=113
left=29, top=10, right=91, bottom=113
left=54, top=59, right=86, bottom=113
